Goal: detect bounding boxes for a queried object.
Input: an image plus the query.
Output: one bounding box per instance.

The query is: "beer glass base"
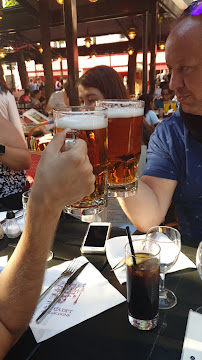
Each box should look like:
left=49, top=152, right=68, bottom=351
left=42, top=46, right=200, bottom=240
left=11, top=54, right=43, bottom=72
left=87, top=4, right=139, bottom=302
left=108, top=179, right=138, bottom=198
left=128, top=313, right=158, bottom=330
left=63, top=202, right=106, bottom=216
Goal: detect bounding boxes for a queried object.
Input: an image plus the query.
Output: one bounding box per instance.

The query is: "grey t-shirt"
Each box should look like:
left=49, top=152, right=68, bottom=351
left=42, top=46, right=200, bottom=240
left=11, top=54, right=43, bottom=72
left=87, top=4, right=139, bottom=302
left=48, top=90, right=66, bottom=109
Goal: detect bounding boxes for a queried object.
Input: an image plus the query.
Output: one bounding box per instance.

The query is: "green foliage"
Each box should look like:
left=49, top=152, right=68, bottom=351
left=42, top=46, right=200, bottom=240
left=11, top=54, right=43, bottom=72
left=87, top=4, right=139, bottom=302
left=5, top=0, right=19, bottom=7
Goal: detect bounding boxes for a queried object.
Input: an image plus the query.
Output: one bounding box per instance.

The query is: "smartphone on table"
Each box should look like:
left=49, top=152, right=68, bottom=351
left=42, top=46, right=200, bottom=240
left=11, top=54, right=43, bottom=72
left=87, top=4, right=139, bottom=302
left=80, top=222, right=112, bottom=254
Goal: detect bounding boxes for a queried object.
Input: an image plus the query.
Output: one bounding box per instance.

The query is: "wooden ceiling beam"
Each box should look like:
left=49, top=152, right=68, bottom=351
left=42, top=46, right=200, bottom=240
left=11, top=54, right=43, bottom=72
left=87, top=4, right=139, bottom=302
left=14, top=0, right=39, bottom=17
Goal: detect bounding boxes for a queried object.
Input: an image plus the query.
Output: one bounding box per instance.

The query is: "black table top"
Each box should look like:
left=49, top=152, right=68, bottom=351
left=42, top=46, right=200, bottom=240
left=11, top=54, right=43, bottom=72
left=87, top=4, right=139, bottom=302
left=1, top=213, right=201, bottom=360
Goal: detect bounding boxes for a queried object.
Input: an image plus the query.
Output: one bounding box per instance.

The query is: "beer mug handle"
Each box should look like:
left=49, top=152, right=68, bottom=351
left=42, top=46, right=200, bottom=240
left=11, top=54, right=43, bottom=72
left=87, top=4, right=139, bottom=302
left=64, top=129, right=79, bottom=151
left=65, top=138, right=76, bottom=151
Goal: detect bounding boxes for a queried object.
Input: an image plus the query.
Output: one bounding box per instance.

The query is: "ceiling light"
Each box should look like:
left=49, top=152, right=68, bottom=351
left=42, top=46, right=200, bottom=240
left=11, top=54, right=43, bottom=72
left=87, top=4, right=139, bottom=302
left=85, top=37, right=92, bottom=48
left=159, top=41, right=165, bottom=50
left=56, top=0, right=63, bottom=4
left=0, top=49, right=6, bottom=58
left=39, top=47, right=43, bottom=53
left=127, top=46, right=134, bottom=56
left=128, top=28, right=136, bottom=40
left=89, top=0, right=98, bottom=2
left=90, top=50, right=97, bottom=59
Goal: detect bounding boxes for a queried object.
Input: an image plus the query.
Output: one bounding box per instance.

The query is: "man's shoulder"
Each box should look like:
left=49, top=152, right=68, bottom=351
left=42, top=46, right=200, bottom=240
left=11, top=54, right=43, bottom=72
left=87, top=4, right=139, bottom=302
left=151, top=111, right=185, bottom=146
left=158, top=111, right=182, bottom=131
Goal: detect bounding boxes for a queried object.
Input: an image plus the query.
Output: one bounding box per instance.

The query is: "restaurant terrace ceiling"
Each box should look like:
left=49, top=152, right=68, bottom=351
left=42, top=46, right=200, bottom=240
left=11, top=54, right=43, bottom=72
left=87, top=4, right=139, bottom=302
left=0, top=0, right=193, bottom=63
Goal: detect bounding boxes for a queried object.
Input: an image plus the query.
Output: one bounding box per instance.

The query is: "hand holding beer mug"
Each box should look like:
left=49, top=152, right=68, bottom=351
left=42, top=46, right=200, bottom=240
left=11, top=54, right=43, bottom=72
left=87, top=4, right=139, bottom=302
left=54, top=106, right=108, bottom=215
left=97, top=100, right=144, bottom=197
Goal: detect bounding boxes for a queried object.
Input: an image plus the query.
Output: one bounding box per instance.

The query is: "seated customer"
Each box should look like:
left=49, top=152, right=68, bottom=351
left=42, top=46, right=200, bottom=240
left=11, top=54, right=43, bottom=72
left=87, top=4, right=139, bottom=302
left=0, top=115, right=31, bottom=210
left=31, top=90, right=41, bottom=109
left=44, top=80, right=69, bottom=114
left=154, top=85, right=177, bottom=113
left=19, top=89, right=31, bottom=104
left=0, top=131, right=95, bottom=358
left=138, top=94, right=159, bottom=126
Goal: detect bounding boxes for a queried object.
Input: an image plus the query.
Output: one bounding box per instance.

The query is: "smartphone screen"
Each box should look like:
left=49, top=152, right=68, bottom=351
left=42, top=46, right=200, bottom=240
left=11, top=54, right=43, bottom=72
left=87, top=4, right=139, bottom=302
left=84, top=226, right=109, bottom=247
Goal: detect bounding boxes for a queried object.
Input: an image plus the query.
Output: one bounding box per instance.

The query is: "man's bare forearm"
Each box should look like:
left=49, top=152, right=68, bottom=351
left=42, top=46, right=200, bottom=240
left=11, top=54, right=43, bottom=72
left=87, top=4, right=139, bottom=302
left=118, top=176, right=177, bottom=232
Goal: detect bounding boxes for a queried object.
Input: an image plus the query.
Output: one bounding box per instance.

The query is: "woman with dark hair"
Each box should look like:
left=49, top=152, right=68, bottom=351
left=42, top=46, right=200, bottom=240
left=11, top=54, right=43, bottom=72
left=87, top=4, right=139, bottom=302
left=154, top=85, right=177, bottom=113
left=31, top=89, right=41, bottom=109
left=78, top=65, right=128, bottom=104
left=0, top=65, right=24, bottom=139
left=78, top=65, right=154, bottom=147
left=138, top=93, right=159, bottom=126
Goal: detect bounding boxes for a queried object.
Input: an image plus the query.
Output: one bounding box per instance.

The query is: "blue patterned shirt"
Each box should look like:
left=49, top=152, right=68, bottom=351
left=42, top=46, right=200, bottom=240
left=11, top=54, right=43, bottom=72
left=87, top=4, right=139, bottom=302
left=143, top=109, right=202, bottom=241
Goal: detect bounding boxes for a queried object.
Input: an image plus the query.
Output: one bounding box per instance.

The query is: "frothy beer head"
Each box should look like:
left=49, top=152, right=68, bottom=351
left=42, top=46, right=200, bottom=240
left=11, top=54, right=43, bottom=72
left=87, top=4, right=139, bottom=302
left=56, top=114, right=108, bottom=130
left=107, top=107, right=144, bottom=118
left=97, top=100, right=144, bottom=118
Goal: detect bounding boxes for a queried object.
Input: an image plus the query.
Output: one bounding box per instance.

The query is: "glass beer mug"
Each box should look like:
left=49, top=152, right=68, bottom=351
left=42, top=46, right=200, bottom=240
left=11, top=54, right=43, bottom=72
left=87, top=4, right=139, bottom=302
left=54, top=106, right=108, bottom=216
left=97, top=100, right=144, bottom=197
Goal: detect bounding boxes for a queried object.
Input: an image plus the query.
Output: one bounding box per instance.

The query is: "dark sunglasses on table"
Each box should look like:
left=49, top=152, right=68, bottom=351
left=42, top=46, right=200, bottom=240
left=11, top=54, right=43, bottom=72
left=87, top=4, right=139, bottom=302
left=184, top=0, right=202, bottom=15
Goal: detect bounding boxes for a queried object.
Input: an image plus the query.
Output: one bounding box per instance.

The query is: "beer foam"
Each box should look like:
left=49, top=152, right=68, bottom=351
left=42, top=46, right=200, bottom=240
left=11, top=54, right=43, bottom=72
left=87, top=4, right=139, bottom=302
left=107, top=107, right=144, bottom=118
left=57, top=115, right=108, bottom=130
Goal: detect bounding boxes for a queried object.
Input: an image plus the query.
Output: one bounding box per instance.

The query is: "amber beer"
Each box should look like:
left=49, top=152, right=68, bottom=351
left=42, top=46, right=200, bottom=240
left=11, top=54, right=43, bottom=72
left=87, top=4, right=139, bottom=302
left=98, top=100, right=144, bottom=197
left=54, top=107, right=108, bottom=215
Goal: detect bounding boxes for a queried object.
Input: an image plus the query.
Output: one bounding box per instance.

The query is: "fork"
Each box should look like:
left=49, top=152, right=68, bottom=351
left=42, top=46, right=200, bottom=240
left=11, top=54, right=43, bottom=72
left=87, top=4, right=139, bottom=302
left=38, top=258, right=79, bottom=303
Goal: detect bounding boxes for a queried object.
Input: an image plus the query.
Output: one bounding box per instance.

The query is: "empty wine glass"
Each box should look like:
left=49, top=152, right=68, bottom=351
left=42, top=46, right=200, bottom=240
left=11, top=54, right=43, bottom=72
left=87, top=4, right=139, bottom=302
left=196, top=241, right=202, bottom=313
left=146, top=226, right=181, bottom=310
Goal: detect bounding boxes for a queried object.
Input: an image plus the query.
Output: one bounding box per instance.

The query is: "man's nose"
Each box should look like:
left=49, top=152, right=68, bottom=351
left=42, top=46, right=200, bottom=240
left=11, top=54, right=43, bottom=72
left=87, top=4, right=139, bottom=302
left=169, top=71, right=184, bottom=91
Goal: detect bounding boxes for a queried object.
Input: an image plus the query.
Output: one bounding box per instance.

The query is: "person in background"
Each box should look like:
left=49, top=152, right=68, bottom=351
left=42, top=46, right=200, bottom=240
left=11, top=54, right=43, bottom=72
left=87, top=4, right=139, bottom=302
left=28, top=78, right=37, bottom=94
left=0, top=115, right=31, bottom=210
left=154, top=85, right=177, bottom=111
left=138, top=93, right=159, bottom=126
left=118, top=1, right=202, bottom=243
left=38, top=84, right=47, bottom=115
left=78, top=65, right=128, bottom=104
left=55, top=80, right=62, bottom=91
left=19, top=89, right=31, bottom=104
left=39, top=84, right=46, bottom=104
left=0, top=130, right=95, bottom=358
left=31, top=89, right=42, bottom=109
left=36, top=77, right=44, bottom=88
left=0, top=65, right=25, bottom=140
left=44, top=80, right=69, bottom=114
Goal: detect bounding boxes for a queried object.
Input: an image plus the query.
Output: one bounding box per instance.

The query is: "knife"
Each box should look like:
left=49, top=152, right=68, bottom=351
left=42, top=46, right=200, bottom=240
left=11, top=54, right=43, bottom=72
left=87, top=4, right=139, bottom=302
left=36, top=262, right=88, bottom=324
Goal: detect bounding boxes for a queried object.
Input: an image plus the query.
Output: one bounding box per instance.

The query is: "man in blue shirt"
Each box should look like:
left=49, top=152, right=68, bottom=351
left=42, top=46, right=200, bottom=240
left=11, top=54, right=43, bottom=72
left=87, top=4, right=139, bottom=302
left=119, top=1, right=202, bottom=242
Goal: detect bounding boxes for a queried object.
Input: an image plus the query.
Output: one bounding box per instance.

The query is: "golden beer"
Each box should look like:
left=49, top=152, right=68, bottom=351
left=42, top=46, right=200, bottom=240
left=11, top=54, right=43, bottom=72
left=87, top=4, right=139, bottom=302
left=98, top=100, right=144, bottom=197
left=54, top=107, right=108, bottom=215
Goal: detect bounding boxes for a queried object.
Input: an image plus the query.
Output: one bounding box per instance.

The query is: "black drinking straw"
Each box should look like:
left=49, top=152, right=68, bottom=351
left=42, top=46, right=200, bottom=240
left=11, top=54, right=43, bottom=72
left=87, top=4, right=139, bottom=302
left=126, top=226, right=137, bottom=266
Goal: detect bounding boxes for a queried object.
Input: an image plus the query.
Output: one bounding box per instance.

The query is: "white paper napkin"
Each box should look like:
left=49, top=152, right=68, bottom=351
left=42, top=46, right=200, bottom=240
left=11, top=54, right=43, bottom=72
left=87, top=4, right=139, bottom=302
left=106, top=235, right=196, bottom=284
left=30, top=256, right=126, bottom=343
left=0, top=255, right=8, bottom=273
left=181, top=310, right=202, bottom=359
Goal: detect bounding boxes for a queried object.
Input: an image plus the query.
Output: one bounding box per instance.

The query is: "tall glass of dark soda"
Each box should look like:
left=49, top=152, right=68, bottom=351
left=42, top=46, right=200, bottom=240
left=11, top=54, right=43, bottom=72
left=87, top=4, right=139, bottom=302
left=125, top=239, right=160, bottom=330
